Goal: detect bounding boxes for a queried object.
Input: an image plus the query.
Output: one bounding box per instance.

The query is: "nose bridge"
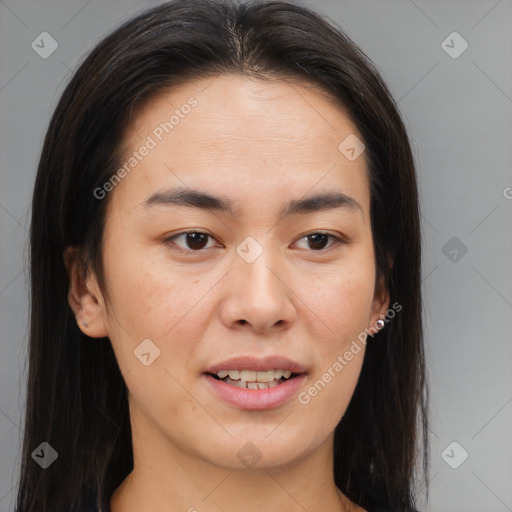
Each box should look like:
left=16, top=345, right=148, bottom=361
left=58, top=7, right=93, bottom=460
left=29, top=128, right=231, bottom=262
left=220, top=233, right=295, bottom=331
left=237, top=234, right=284, bottom=300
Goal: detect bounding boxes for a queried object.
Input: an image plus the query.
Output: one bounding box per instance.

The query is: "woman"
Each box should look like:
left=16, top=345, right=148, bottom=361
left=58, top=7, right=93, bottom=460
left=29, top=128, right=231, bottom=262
left=15, top=1, right=429, bottom=511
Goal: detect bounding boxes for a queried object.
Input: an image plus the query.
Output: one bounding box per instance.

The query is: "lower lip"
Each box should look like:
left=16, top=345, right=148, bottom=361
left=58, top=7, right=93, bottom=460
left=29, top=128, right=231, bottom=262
left=202, top=374, right=307, bottom=410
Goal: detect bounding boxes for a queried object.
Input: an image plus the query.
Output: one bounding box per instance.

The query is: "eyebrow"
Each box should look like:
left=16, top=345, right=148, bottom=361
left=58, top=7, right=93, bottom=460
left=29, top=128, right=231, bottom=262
left=142, top=186, right=364, bottom=221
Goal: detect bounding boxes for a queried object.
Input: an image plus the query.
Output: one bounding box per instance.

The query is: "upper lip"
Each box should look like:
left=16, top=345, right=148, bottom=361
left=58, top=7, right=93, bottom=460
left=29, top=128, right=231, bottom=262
left=204, top=355, right=307, bottom=375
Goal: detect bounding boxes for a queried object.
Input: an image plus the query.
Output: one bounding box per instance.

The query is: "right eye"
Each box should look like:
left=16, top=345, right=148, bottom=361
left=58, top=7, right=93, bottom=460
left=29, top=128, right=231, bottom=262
left=163, top=231, right=221, bottom=253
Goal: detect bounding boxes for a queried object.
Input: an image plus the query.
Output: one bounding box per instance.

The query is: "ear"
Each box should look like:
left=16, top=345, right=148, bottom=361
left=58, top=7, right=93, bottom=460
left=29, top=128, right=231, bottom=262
left=368, top=265, right=391, bottom=331
left=63, top=247, right=109, bottom=338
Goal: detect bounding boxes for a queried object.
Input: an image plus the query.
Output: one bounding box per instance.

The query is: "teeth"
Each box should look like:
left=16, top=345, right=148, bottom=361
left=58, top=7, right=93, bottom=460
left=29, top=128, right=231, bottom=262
left=256, top=370, right=275, bottom=382
left=240, top=370, right=257, bottom=382
left=222, top=377, right=284, bottom=389
left=215, top=368, right=295, bottom=383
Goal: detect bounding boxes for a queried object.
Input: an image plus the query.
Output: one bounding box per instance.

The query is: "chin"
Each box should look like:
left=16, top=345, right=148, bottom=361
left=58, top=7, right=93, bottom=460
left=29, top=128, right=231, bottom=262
left=198, top=432, right=316, bottom=471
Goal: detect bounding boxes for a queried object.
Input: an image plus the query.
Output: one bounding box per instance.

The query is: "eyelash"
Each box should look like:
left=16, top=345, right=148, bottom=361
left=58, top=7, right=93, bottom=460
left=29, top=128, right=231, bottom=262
left=163, top=230, right=345, bottom=254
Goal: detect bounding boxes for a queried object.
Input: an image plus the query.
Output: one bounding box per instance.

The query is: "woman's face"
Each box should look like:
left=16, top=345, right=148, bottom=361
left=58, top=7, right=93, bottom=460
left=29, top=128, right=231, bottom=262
left=81, top=74, right=389, bottom=472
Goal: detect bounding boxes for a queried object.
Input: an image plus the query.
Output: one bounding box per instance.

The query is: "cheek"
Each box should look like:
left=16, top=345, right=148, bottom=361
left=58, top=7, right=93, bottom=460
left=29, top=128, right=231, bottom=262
left=101, top=250, right=209, bottom=417
left=102, top=234, right=213, bottom=340
left=296, top=269, right=372, bottom=425
left=292, top=258, right=374, bottom=417
left=100, top=242, right=221, bottom=402
left=298, top=353, right=364, bottom=436
left=295, top=260, right=376, bottom=347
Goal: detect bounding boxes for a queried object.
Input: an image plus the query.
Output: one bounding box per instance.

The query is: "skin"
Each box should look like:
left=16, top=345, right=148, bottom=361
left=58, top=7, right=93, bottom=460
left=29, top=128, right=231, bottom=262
left=65, top=74, right=390, bottom=512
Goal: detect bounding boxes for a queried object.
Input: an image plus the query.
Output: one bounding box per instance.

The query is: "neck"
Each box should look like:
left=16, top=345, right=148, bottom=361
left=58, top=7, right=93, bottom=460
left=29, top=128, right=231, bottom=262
left=109, top=409, right=362, bottom=512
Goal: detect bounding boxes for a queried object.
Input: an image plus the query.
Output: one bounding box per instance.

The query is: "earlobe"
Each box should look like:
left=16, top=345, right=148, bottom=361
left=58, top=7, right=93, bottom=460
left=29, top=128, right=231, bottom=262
left=63, top=247, right=109, bottom=338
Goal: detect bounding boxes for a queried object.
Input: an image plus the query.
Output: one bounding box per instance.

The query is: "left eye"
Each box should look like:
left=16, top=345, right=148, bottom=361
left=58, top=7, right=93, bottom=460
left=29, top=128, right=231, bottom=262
left=164, top=231, right=343, bottom=253
left=295, top=232, right=343, bottom=251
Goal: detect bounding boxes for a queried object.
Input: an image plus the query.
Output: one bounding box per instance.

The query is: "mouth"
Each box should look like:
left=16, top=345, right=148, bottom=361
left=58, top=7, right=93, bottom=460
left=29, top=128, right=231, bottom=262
left=205, top=369, right=303, bottom=390
left=202, top=355, right=308, bottom=410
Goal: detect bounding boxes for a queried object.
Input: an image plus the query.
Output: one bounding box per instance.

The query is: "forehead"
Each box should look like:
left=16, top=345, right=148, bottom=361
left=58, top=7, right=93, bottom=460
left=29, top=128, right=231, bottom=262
left=111, top=73, right=370, bottom=216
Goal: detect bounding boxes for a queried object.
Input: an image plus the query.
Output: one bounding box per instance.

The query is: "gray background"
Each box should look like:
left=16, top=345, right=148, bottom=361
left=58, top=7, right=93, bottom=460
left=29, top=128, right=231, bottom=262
left=1, top=0, right=511, bottom=511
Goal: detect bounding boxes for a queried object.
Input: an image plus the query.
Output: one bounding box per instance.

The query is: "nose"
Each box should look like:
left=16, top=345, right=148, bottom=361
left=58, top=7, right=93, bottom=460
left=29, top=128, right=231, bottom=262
left=218, top=244, right=297, bottom=334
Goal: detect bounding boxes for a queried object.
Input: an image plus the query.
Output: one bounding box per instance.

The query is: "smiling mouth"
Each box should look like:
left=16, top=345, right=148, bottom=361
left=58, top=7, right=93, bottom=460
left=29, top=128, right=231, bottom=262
left=206, top=369, right=302, bottom=390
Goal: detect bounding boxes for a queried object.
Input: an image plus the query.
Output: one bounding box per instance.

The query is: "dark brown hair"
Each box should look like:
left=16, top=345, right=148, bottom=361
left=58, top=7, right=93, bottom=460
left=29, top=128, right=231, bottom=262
left=16, top=1, right=429, bottom=511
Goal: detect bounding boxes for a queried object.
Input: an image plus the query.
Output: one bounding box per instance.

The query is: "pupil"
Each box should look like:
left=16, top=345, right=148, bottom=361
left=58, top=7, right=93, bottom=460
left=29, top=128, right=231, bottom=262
left=308, top=233, right=328, bottom=250
left=187, top=233, right=208, bottom=250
